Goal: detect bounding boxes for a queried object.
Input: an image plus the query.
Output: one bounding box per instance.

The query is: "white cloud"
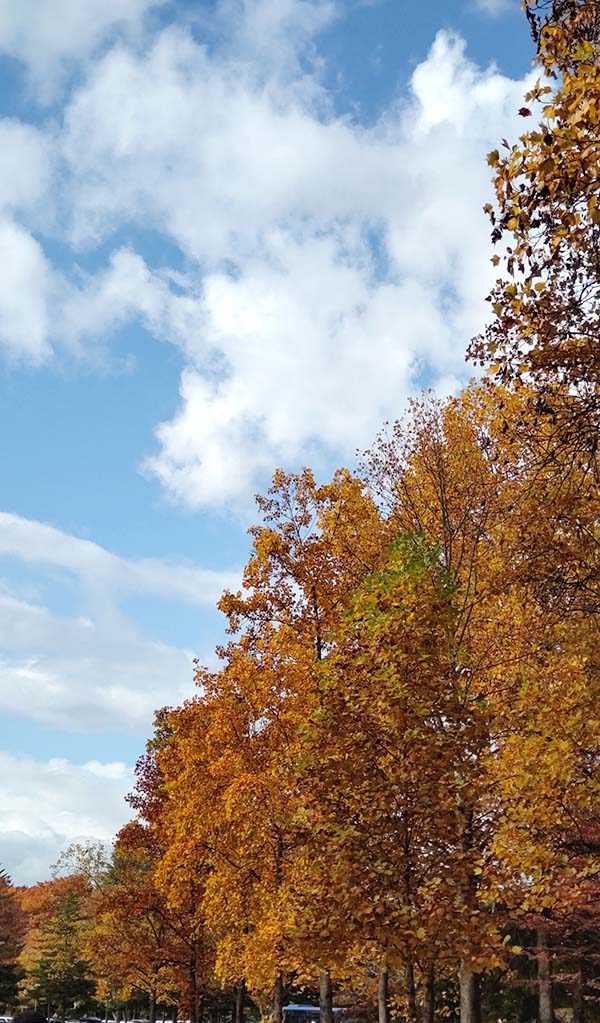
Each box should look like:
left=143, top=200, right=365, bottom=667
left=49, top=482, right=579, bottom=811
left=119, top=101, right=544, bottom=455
left=0, top=10, right=535, bottom=504
left=0, top=217, right=54, bottom=361
left=472, top=0, right=514, bottom=14
left=0, top=119, right=50, bottom=213
left=212, top=0, right=338, bottom=80
left=0, top=752, right=133, bottom=884
left=0, top=511, right=238, bottom=605
left=54, top=27, right=532, bottom=506
left=0, top=120, right=55, bottom=361
left=0, top=0, right=166, bottom=100
left=0, top=590, right=196, bottom=732
left=0, top=512, right=239, bottom=732
left=144, top=237, right=445, bottom=507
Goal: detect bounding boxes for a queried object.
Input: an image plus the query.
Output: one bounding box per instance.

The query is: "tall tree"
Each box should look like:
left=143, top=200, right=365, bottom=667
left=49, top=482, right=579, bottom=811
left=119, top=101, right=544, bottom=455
left=470, top=0, right=600, bottom=462
left=0, top=868, right=25, bottom=1009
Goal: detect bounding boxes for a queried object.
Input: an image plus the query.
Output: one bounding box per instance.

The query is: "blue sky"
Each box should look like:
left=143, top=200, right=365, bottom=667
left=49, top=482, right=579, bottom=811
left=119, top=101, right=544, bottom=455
left=0, top=0, right=534, bottom=884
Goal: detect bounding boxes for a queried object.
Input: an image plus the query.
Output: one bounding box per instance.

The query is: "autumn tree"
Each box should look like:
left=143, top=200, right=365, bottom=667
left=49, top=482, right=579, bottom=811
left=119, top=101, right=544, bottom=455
left=470, top=0, right=600, bottom=465
left=296, top=532, right=483, bottom=1023
left=86, top=819, right=215, bottom=1023
left=18, top=876, right=95, bottom=1017
left=358, top=388, right=600, bottom=1023
left=129, top=714, right=219, bottom=1023
left=0, top=868, right=25, bottom=1009
left=465, top=12, right=600, bottom=1016
left=151, top=470, right=389, bottom=1020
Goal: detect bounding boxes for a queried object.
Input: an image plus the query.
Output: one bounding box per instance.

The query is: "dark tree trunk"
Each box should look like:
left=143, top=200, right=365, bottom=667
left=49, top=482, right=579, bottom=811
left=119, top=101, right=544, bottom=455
left=273, top=972, right=284, bottom=1023
left=378, top=965, right=390, bottom=1023
left=149, top=995, right=157, bottom=1023
left=573, top=962, right=584, bottom=1023
left=459, top=965, right=481, bottom=1023
left=538, top=927, right=554, bottom=1023
left=189, top=950, right=200, bottom=1023
left=320, top=971, right=333, bottom=1023
left=406, top=960, right=417, bottom=1023
left=422, top=964, right=435, bottom=1023
left=235, top=980, right=246, bottom=1023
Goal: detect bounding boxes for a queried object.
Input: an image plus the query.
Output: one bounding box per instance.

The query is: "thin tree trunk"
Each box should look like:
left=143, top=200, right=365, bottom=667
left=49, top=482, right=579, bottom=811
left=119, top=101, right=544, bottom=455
left=406, top=960, right=417, bottom=1023
left=538, top=927, right=554, bottom=1023
left=189, top=965, right=198, bottom=1023
left=273, top=972, right=284, bottom=1023
left=459, top=964, right=481, bottom=1023
left=378, top=964, right=390, bottom=1023
left=422, top=964, right=435, bottom=1023
left=235, top=980, right=246, bottom=1023
left=149, top=995, right=157, bottom=1023
left=320, top=971, right=333, bottom=1023
left=573, top=961, right=584, bottom=1023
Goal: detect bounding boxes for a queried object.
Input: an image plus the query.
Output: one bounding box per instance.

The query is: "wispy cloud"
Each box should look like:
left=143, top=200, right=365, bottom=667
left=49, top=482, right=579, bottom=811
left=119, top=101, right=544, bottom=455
left=0, top=513, right=239, bottom=732
left=472, top=0, right=514, bottom=16
left=0, top=511, right=239, bottom=606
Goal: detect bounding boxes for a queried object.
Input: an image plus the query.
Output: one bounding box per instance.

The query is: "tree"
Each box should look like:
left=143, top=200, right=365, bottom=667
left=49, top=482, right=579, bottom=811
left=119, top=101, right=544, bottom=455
left=0, top=868, right=25, bottom=1009
left=19, top=876, right=95, bottom=1018
left=470, top=0, right=600, bottom=459
left=52, top=842, right=112, bottom=892
left=297, top=532, right=482, bottom=1023
left=86, top=819, right=215, bottom=1023
left=152, top=470, right=389, bottom=1019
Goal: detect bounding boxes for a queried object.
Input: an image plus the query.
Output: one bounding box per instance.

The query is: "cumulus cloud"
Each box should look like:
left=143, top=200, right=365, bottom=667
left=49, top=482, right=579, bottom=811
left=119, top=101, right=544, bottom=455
left=0, top=0, right=166, bottom=100
left=0, top=119, right=51, bottom=214
left=212, top=0, right=338, bottom=74
left=0, top=752, right=133, bottom=884
left=53, top=28, right=532, bottom=505
left=0, top=9, right=534, bottom=504
left=0, top=218, right=54, bottom=361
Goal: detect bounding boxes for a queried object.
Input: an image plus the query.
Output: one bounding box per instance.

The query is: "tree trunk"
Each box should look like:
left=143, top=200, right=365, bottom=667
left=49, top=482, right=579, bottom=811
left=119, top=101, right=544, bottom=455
left=235, top=980, right=246, bottom=1023
left=459, top=964, right=480, bottom=1023
left=273, top=972, right=284, bottom=1023
left=189, top=953, right=199, bottom=1023
left=149, top=995, right=157, bottom=1023
left=538, top=927, right=554, bottom=1023
left=320, top=972, right=333, bottom=1023
left=573, top=961, right=584, bottom=1023
left=406, top=960, right=417, bottom=1023
left=378, top=965, right=390, bottom=1023
left=422, top=964, right=435, bottom=1023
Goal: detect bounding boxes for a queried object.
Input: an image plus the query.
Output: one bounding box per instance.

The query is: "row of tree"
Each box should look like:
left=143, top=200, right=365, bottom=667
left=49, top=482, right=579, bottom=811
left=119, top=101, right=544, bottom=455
left=3, top=3, right=600, bottom=1023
